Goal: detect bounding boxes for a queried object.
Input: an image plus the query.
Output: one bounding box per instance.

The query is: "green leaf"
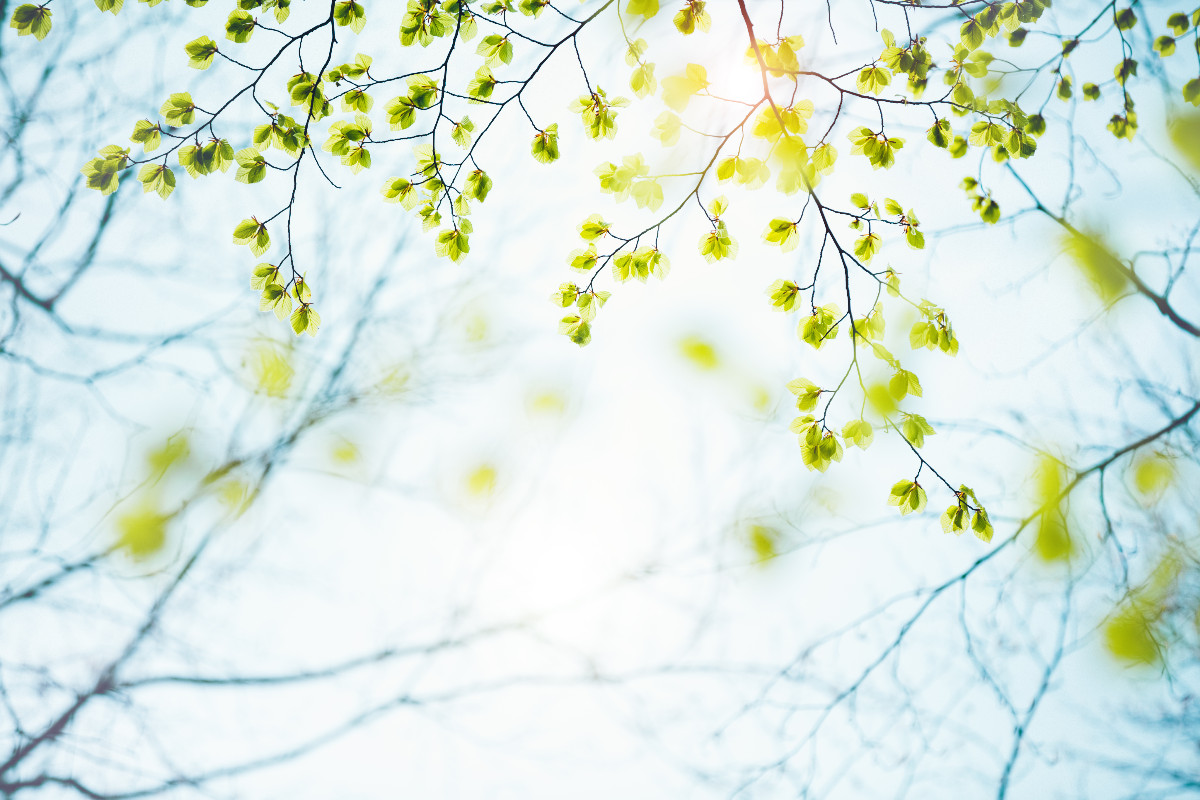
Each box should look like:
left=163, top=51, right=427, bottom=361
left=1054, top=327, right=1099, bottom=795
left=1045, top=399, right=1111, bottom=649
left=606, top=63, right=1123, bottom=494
left=333, top=0, right=367, bottom=33
left=786, top=378, right=822, bottom=412
left=290, top=305, right=321, bottom=336
left=1113, top=7, right=1137, bottom=31
left=841, top=418, right=874, bottom=449
left=233, top=217, right=270, bottom=256
left=138, top=163, right=175, bottom=199
left=531, top=124, right=560, bottom=163
left=662, top=63, right=709, bottom=112
left=763, top=218, right=799, bottom=252
left=235, top=148, right=267, bottom=184
left=161, top=92, right=197, bottom=126
left=673, top=0, right=710, bottom=34
left=900, top=412, right=935, bottom=448
left=185, top=35, right=218, bottom=69
left=10, top=4, right=52, bottom=40
left=888, top=479, right=928, bottom=515
left=766, top=279, right=800, bottom=311
left=853, top=232, right=880, bottom=262
left=799, top=303, right=839, bottom=349
left=1154, top=36, right=1176, bottom=57
left=856, top=65, right=892, bottom=95
left=960, top=18, right=984, bottom=51
left=130, top=119, right=161, bottom=153
left=225, top=9, right=255, bottom=43
left=1185, top=79, right=1200, bottom=106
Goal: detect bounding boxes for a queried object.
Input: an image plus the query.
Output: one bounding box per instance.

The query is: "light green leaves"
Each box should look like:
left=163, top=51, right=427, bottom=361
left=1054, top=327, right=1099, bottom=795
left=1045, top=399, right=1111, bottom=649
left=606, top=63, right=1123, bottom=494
left=767, top=279, right=800, bottom=311
left=752, top=102, right=813, bottom=141
left=342, top=89, right=374, bottom=114
left=381, top=177, right=418, bottom=209
left=225, top=9, right=255, bottom=43
left=465, top=169, right=492, bottom=202
left=698, top=220, right=737, bottom=263
left=595, top=153, right=649, bottom=201
left=400, top=0, right=453, bottom=46
left=941, top=487, right=993, bottom=541
left=631, top=179, right=664, bottom=211
left=435, top=222, right=472, bottom=262
left=625, top=0, right=659, bottom=19
left=673, top=0, right=710, bottom=34
left=888, top=479, right=927, bottom=515
left=287, top=72, right=331, bottom=119
left=333, top=0, right=366, bottom=33
left=329, top=53, right=372, bottom=83
left=138, top=164, right=175, bottom=199
left=570, top=87, right=628, bottom=139
left=661, top=63, right=709, bottom=112
left=841, top=419, right=874, bottom=449
left=787, top=378, right=822, bottom=412
left=131, top=120, right=161, bottom=153
left=717, top=157, right=771, bottom=189
left=551, top=282, right=579, bottom=308
left=259, top=282, right=292, bottom=320
left=1113, top=7, right=1137, bottom=31
left=518, top=0, right=550, bottom=16
left=802, top=430, right=843, bottom=473
left=612, top=248, right=669, bottom=282
left=626, top=40, right=657, bottom=98
left=899, top=412, right=935, bottom=448
left=560, top=290, right=609, bottom=347
left=385, top=96, right=418, bottom=130
left=451, top=116, right=475, bottom=148
left=407, top=74, right=438, bottom=109
left=290, top=305, right=321, bottom=337
left=477, top=33, right=514, bottom=65
left=179, top=138, right=234, bottom=177
left=856, top=65, right=892, bottom=95
left=853, top=232, right=880, bottom=262
left=799, top=303, right=839, bottom=349
left=185, top=36, right=218, bottom=69
left=1062, top=229, right=1129, bottom=303
left=531, top=123, right=559, bottom=163
left=468, top=66, right=498, bottom=103
left=763, top=218, right=799, bottom=252
left=1184, top=79, right=1200, bottom=106
left=888, top=368, right=922, bottom=401
left=250, top=263, right=280, bottom=292
left=235, top=148, right=267, bottom=184
left=578, top=214, right=611, bottom=240
left=253, top=114, right=307, bottom=156
left=161, top=92, right=197, bottom=127
left=324, top=114, right=373, bottom=172
left=233, top=217, right=271, bottom=256
left=567, top=244, right=599, bottom=272
left=910, top=301, right=959, bottom=355
left=653, top=111, right=681, bottom=146
left=10, top=4, right=52, bottom=40
left=849, top=127, right=904, bottom=169
left=81, top=145, right=129, bottom=194
left=1114, top=58, right=1138, bottom=86
left=630, top=63, right=657, bottom=98
left=962, top=180, right=1002, bottom=224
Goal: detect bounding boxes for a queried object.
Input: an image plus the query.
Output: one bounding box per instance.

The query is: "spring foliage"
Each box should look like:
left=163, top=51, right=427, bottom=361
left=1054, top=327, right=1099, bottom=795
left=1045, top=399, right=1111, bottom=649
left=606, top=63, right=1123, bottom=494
left=14, top=0, right=1200, bottom=537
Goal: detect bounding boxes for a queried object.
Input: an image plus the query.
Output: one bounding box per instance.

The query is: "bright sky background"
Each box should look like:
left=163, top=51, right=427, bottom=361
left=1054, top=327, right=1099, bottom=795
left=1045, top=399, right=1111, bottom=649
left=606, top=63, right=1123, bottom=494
left=2, top=0, right=1199, bottom=797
